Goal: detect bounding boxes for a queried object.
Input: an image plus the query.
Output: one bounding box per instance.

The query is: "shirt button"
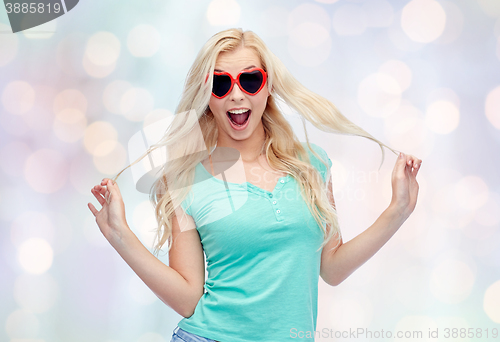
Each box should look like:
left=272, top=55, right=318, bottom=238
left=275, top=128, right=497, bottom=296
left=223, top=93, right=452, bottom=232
left=269, top=193, right=273, bottom=198
left=276, top=209, right=281, bottom=214
left=273, top=201, right=277, bottom=205
left=280, top=179, right=285, bottom=183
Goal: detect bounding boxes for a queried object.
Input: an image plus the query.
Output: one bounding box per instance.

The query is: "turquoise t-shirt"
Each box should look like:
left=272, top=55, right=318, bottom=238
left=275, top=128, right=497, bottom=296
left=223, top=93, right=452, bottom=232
left=176, top=142, right=333, bottom=342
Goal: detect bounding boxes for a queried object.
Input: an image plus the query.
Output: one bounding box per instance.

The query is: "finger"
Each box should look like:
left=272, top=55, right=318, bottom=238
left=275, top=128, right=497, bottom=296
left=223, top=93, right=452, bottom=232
left=395, top=152, right=407, bottom=176
left=106, top=180, right=113, bottom=196
left=93, top=184, right=107, bottom=197
left=88, top=202, right=98, bottom=216
left=412, top=160, right=421, bottom=177
left=91, top=188, right=106, bottom=206
left=102, top=178, right=117, bottom=186
left=405, top=155, right=421, bottom=175
left=107, top=179, right=121, bottom=196
left=106, top=181, right=115, bottom=202
left=406, top=155, right=415, bottom=168
left=92, top=185, right=106, bottom=199
left=410, top=157, right=418, bottom=170
left=405, top=159, right=412, bottom=179
left=101, top=178, right=112, bottom=185
left=405, top=156, right=417, bottom=181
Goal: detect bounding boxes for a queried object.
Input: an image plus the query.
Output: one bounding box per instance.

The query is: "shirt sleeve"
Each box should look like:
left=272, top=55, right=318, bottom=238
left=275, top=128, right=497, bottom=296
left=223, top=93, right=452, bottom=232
left=303, top=142, right=332, bottom=184
left=180, top=191, right=193, bottom=217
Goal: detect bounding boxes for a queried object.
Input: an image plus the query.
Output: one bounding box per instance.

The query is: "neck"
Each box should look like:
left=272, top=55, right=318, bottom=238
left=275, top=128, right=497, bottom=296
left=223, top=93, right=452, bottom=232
left=216, top=123, right=266, bottom=163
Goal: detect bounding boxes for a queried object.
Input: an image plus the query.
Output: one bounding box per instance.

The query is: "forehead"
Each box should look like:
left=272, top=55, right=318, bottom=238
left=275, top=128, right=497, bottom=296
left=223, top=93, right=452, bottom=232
left=214, top=47, right=262, bottom=73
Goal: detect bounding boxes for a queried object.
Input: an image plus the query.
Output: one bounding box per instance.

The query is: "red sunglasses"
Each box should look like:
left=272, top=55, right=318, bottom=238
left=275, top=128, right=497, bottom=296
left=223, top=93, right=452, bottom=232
left=206, top=67, right=267, bottom=99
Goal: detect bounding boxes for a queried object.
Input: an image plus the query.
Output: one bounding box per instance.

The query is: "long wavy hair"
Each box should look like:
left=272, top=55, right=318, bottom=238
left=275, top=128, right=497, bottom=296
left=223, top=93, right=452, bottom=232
left=111, top=28, right=400, bottom=257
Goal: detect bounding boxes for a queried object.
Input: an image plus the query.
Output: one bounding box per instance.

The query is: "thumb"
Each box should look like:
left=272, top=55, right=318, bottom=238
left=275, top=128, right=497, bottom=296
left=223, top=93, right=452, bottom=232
left=107, top=179, right=121, bottom=196
left=395, top=152, right=406, bottom=173
left=106, top=180, right=115, bottom=197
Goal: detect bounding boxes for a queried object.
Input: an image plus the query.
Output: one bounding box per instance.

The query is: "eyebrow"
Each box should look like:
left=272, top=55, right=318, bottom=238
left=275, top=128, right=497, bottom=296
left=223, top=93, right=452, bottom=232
left=214, top=65, right=256, bottom=72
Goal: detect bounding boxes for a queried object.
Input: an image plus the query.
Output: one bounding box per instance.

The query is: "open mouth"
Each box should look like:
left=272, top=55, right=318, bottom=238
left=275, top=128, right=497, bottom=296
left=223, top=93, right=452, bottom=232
left=226, top=109, right=251, bottom=127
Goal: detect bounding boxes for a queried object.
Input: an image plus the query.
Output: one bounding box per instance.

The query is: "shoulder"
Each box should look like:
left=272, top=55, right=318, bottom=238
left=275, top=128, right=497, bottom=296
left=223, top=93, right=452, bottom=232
left=300, top=142, right=332, bottom=183
left=300, top=142, right=331, bottom=167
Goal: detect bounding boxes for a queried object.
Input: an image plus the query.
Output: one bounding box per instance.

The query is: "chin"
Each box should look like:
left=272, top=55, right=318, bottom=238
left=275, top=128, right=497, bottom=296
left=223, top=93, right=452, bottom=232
left=227, top=127, right=254, bottom=141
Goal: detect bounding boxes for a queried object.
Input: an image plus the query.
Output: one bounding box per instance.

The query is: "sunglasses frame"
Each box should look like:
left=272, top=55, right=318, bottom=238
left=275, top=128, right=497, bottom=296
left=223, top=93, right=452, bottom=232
left=209, top=67, right=268, bottom=99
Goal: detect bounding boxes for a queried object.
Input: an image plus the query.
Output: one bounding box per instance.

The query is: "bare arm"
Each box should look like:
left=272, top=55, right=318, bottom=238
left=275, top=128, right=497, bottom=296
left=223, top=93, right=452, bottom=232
left=320, top=152, right=421, bottom=286
left=320, top=204, right=406, bottom=286
left=111, top=220, right=204, bottom=317
left=89, top=179, right=205, bottom=317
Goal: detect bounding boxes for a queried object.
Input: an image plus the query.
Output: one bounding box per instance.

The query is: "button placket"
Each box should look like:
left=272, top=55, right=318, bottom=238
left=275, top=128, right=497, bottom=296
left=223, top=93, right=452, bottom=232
left=270, top=177, right=288, bottom=222
left=271, top=197, right=280, bottom=215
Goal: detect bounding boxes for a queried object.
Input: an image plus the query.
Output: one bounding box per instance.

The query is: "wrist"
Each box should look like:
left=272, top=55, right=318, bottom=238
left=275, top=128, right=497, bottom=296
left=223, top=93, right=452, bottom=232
left=109, top=224, right=136, bottom=250
left=386, top=203, right=409, bottom=225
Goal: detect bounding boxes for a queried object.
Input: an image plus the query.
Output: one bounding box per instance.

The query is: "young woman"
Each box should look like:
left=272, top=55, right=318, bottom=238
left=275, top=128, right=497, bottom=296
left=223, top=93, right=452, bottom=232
left=88, top=28, right=421, bottom=342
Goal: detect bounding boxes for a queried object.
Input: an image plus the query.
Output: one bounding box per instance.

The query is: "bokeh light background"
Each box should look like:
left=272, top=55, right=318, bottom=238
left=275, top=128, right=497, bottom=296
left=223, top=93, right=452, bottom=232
left=1, top=0, right=500, bottom=341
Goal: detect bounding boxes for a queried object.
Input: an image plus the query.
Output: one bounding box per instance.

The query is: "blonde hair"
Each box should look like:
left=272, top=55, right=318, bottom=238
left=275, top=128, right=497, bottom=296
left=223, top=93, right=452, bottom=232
left=111, top=28, right=401, bottom=257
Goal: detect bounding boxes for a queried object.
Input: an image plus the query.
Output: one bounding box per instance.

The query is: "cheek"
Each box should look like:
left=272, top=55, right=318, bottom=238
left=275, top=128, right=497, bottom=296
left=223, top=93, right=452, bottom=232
left=253, top=93, right=269, bottom=110
left=208, top=99, right=228, bottom=125
left=208, top=97, right=216, bottom=111
left=209, top=98, right=223, bottom=115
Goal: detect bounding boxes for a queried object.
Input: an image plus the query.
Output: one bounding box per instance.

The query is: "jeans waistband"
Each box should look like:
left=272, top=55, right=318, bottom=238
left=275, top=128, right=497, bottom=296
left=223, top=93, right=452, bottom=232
left=173, top=326, right=219, bottom=342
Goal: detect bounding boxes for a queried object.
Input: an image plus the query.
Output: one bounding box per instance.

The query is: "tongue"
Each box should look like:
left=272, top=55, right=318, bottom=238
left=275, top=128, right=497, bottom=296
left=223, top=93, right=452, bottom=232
left=229, top=110, right=250, bottom=125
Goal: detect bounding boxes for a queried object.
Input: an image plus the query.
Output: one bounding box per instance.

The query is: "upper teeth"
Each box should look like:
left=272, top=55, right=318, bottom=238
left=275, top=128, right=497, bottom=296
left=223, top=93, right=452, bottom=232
left=228, top=109, right=249, bottom=114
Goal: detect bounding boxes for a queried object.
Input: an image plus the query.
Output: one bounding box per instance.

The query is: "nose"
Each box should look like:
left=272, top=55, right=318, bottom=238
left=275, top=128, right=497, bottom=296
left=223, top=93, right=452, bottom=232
left=228, top=82, right=245, bottom=101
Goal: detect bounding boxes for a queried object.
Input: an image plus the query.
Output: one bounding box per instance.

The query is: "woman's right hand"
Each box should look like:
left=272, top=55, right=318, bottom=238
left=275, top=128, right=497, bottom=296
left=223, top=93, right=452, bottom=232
left=88, top=178, right=131, bottom=245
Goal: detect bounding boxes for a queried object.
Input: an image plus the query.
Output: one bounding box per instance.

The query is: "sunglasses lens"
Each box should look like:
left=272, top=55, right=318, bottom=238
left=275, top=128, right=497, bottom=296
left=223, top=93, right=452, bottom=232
left=213, top=74, right=232, bottom=97
left=239, top=70, right=264, bottom=94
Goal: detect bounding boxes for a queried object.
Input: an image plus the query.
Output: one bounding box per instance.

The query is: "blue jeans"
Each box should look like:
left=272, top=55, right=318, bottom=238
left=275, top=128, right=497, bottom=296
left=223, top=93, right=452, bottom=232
left=170, top=326, right=220, bottom=342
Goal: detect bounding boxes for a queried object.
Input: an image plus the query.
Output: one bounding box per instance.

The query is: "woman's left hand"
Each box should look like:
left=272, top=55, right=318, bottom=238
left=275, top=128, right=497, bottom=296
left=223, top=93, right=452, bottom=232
left=390, top=152, right=422, bottom=219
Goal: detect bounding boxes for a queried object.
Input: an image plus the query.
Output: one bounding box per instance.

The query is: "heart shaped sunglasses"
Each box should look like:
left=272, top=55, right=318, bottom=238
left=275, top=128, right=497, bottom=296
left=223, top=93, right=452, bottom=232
left=206, top=67, right=267, bottom=99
